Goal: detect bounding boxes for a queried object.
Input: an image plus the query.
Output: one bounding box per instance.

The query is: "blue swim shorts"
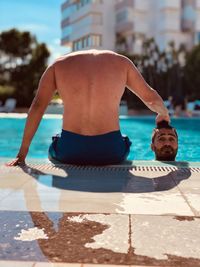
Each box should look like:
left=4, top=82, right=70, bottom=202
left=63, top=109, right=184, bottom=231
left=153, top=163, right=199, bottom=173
left=48, top=129, right=132, bottom=165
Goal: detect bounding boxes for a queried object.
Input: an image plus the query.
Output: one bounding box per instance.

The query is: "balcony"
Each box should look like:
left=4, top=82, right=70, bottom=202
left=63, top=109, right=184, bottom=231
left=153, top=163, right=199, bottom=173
left=61, top=1, right=103, bottom=23
left=61, top=0, right=82, bottom=11
left=115, top=0, right=134, bottom=11
left=61, top=35, right=71, bottom=46
left=133, top=0, right=149, bottom=11
left=61, top=22, right=103, bottom=46
left=134, top=21, right=148, bottom=34
left=115, top=0, right=149, bottom=12
left=159, top=0, right=180, bottom=10
left=181, top=19, right=195, bottom=32
left=115, top=21, right=134, bottom=34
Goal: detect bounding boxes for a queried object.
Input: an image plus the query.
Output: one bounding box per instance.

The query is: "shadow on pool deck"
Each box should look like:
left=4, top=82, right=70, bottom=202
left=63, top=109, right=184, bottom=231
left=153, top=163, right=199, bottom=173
left=1, top=161, right=200, bottom=266
left=16, top=162, right=192, bottom=193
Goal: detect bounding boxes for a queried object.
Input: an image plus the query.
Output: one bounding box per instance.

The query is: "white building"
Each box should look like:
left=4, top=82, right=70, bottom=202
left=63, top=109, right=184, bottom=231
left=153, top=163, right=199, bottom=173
left=61, top=0, right=116, bottom=51
left=115, top=0, right=149, bottom=54
left=61, top=0, right=200, bottom=53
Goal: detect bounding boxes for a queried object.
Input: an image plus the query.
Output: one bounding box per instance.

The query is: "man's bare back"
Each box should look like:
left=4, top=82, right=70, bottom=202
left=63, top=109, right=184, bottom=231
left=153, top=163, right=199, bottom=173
left=54, top=50, right=127, bottom=135
left=8, top=49, right=170, bottom=165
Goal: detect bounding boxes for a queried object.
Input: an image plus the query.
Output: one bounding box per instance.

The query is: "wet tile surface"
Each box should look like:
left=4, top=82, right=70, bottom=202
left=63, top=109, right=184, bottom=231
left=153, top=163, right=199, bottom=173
left=0, top=211, right=129, bottom=264
left=0, top=165, right=194, bottom=215
left=0, top=162, right=200, bottom=266
left=0, top=211, right=200, bottom=266
left=130, top=215, right=200, bottom=266
left=34, top=263, right=81, bottom=267
left=0, top=263, right=82, bottom=267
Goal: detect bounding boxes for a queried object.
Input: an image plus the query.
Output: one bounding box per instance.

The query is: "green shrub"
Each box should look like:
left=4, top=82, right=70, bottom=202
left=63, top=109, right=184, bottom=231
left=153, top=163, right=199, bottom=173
left=0, top=85, right=15, bottom=103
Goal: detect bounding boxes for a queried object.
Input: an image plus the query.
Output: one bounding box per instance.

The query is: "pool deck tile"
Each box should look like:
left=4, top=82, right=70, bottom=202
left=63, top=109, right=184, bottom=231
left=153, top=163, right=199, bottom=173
left=0, top=261, right=35, bottom=267
left=0, top=161, right=200, bottom=266
left=130, top=214, right=200, bottom=265
left=171, top=170, right=200, bottom=216
left=34, top=263, right=82, bottom=267
left=0, top=165, right=194, bottom=215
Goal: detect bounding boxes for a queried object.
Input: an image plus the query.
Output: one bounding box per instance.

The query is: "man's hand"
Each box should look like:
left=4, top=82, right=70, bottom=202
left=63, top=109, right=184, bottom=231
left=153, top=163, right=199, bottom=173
left=156, top=113, right=170, bottom=125
left=6, top=147, right=28, bottom=167
left=6, top=157, right=26, bottom=167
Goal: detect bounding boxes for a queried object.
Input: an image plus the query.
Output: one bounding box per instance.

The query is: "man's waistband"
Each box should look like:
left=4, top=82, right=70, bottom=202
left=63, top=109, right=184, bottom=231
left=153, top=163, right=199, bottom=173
left=61, top=129, right=122, bottom=139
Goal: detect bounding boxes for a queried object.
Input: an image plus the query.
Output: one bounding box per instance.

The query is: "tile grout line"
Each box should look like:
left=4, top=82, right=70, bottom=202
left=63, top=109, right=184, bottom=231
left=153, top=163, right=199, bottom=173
left=171, top=176, right=199, bottom=216
left=128, top=213, right=132, bottom=264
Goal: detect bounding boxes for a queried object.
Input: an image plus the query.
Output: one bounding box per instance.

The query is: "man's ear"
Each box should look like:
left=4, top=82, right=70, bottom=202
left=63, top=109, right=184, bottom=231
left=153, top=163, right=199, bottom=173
left=151, top=143, right=155, bottom=151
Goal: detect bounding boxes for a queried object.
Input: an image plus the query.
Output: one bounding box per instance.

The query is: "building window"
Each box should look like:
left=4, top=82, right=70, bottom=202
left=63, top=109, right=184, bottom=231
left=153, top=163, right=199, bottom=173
left=62, top=26, right=73, bottom=39
left=116, top=10, right=128, bottom=23
left=91, top=0, right=103, bottom=3
left=73, top=34, right=102, bottom=51
left=62, top=4, right=76, bottom=20
left=181, top=0, right=196, bottom=32
left=91, top=34, right=102, bottom=46
left=77, top=0, right=91, bottom=10
left=76, top=0, right=102, bottom=9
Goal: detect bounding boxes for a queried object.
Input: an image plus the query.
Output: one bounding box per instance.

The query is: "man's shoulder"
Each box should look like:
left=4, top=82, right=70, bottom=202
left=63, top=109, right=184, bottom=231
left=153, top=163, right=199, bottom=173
left=104, top=52, right=130, bottom=68
left=51, top=50, right=131, bottom=71
left=53, top=50, right=130, bottom=60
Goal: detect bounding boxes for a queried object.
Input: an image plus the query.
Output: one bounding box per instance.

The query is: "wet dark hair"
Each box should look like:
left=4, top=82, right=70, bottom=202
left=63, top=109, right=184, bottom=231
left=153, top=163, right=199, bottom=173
left=152, top=120, right=178, bottom=143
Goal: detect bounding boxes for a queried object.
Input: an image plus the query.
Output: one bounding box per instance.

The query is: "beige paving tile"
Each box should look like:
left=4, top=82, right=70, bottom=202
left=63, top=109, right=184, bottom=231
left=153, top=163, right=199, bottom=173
left=0, top=169, right=130, bottom=213
left=115, top=191, right=193, bottom=215
left=130, top=215, right=200, bottom=261
left=0, top=186, right=124, bottom=213
left=55, top=195, right=122, bottom=213
left=79, top=213, right=129, bottom=253
left=34, top=263, right=81, bottom=267
left=113, top=169, right=193, bottom=215
left=0, top=173, right=30, bottom=189
left=171, top=170, right=200, bottom=215
left=0, top=261, right=34, bottom=267
left=83, top=265, right=158, bottom=267
left=2, top=183, right=192, bottom=216
left=0, top=189, right=14, bottom=201
left=0, top=166, right=195, bottom=216
left=82, top=264, right=163, bottom=267
left=180, top=193, right=200, bottom=216
left=0, top=211, right=130, bottom=264
left=172, top=170, right=200, bottom=193
left=83, top=265, right=131, bottom=267
left=0, top=190, right=32, bottom=211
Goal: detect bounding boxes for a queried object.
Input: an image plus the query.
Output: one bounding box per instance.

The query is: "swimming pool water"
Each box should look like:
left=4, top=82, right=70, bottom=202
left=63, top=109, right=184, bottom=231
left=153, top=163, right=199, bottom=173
left=0, top=116, right=199, bottom=161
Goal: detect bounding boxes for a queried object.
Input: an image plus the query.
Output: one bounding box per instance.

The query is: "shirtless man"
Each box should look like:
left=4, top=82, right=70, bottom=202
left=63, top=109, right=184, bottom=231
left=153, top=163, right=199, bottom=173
left=8, top=49, right=170, bottom=166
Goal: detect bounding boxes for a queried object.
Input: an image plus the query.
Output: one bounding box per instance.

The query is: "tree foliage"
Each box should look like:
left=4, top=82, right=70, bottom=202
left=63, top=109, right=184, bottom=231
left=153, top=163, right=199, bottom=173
left=184, top=44, right=200, bottom=99
left=120, top=38, right=200, bottom=109
left=0, top=28, right=50, bottom=106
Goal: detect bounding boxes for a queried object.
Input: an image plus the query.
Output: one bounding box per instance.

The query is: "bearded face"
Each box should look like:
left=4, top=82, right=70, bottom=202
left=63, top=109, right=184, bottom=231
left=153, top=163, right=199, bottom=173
left=151, top=128, right=178, bottom=161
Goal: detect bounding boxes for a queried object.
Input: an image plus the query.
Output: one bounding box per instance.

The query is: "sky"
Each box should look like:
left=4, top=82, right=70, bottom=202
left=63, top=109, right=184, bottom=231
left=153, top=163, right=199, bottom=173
left=0, top=0, right=70, bottom=63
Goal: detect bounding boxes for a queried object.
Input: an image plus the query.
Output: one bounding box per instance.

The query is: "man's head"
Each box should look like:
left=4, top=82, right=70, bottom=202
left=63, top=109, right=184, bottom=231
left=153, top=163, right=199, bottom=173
left=151, top=121, right=178, bottom=161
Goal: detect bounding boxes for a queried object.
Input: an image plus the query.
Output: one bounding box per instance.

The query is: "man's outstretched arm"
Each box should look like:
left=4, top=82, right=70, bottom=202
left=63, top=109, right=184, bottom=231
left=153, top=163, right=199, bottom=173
left=7, top=64, right=57, bottom=166
left=125, top=58, right=170, bottom=124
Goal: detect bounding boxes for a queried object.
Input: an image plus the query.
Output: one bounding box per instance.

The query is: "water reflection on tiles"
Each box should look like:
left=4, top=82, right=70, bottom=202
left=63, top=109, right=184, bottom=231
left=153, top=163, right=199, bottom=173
left=0, top=165, right=194, bottom=215
left=0, top=211, right=200, bottom=266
